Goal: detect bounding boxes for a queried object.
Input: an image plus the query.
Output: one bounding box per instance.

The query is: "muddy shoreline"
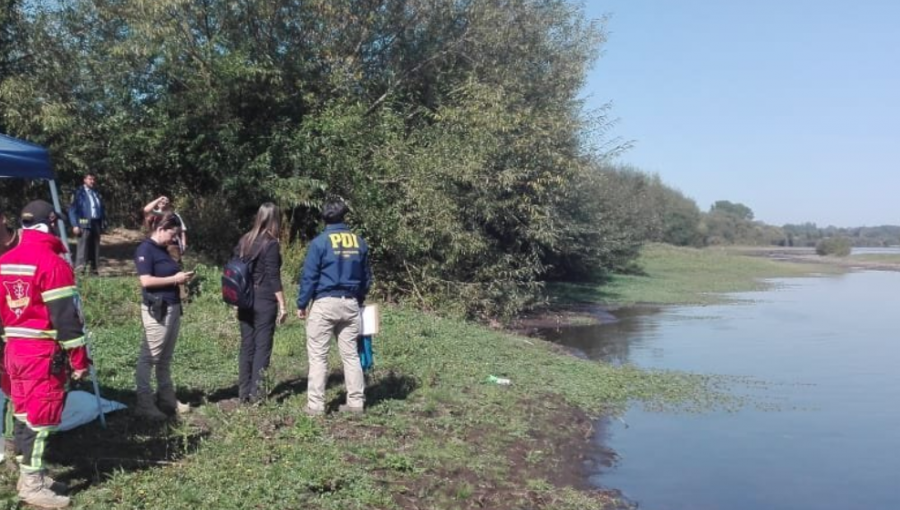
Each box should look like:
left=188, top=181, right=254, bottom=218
left=730, top=246, right=900, bottom=272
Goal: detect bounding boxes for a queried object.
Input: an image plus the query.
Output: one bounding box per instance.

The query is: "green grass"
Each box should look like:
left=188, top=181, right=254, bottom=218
left=5, top=264, right=731, bottom=510
left=551, top=243, right=845, bottom=306
left=852, top=253, right=900, bottom=263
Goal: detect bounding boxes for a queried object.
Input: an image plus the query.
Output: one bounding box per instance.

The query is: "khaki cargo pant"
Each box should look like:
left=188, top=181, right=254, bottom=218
left=136, top=303, right=182, bottom=396
left=305, top=297, right=364, bottom=412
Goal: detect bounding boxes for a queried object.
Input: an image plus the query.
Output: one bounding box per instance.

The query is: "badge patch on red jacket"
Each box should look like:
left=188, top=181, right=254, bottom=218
left=3, top=280, right=31, bottom=317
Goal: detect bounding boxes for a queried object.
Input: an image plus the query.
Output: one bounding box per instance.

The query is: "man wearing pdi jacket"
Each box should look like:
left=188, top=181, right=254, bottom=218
left=0, top=200, right=90, bottom=508
left=296, top=199, right=371, bottom=416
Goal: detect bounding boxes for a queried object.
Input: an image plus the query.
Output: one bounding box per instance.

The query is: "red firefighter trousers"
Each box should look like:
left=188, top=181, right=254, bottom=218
left=4, top=339, right=67, bottom=471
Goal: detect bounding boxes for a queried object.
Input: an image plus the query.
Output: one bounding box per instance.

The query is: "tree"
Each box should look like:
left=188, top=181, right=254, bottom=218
left=0, top=0, right=632, bottom=320
left=816, top=237, right=851, bottom=257
left=0, top=0, right=24, bottom=133
left=710, top=200, right=754, bottom=221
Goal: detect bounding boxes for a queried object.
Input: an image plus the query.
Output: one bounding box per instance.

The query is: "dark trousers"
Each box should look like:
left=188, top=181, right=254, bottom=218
left=75, top=221, right=102, bottom=272
left=14, top=419, right=53, bottom=472
left=3, top=396, right=13, bottom=441
left=237, top=299, right=277, bottom=401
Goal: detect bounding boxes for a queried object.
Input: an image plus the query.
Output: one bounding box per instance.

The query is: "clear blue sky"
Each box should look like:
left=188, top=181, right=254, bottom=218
left=580, top=0, right=899, bottom=227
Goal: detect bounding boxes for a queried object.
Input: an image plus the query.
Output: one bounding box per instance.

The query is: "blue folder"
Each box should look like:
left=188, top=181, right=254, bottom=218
left=357, top=335, right=374, bottom=372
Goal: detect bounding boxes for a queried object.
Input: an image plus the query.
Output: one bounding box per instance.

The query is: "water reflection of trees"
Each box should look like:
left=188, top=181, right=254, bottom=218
left=536, top=307, right=662, bottom=365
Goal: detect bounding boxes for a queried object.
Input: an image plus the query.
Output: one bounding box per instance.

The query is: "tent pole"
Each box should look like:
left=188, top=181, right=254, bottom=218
left=48, top=179, right=73, bottom=264
left=49, top=178, right=107, bottom=428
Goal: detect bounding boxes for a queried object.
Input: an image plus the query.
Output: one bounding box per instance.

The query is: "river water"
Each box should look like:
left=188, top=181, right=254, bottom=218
left=538, top=271, right=900, bottom=510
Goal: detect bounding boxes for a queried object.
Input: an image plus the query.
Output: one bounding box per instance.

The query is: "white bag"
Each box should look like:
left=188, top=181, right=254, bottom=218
left=360, top=304, right=380, bottom=336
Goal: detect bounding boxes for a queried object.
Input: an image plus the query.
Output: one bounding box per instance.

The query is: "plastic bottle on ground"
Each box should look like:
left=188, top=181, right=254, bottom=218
left=487, top=375, right=512, bottom=385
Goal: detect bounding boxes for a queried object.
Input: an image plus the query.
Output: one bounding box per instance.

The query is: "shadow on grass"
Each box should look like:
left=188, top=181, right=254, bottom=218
left=196, top=384, right=240, bottom=404
left=364, top=370, right=418, bottom=408
left=266, top=369, right=418, bottom=410
left=268, top=373, right=346, bottom=404
left=48, top=385, right=211, bottom=494
left=327, top=370, right=418, bottom=412
left=546, top=281, right=625, bottom=304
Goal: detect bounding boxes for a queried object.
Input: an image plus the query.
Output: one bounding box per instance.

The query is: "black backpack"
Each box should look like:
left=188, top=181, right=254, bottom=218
left=222, top=255, right=255, bottom=309
left=222, top=239, right=273, bottom=309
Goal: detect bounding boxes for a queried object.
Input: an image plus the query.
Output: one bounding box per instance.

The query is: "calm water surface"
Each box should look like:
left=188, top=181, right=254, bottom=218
left=851, top=247, right=900, bottom=255
left=539, top=271, right=900, bottom=510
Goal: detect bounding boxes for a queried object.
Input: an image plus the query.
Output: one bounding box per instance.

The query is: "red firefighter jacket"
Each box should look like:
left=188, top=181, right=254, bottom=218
left=0, top=229, right=89, bottom=370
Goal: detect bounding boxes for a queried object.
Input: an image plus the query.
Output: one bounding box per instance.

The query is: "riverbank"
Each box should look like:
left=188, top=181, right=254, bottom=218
left=516, top=244, right=847, bottom=330
left=3, top=268, right=727, bottom=509
left=540, top=258, right=900, bottom=510
left=728, top=245, right=900, bottom=272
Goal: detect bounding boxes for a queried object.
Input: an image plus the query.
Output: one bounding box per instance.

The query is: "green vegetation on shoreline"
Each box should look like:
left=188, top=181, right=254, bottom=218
left=852, top=253, right=900, bottom=264
left=0, top=265, right=731, bottom=509
left=551, top=243, right=845, bottom=307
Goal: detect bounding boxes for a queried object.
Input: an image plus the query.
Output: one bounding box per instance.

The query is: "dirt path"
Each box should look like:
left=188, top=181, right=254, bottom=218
left=69, top=227, right=144, bottom=276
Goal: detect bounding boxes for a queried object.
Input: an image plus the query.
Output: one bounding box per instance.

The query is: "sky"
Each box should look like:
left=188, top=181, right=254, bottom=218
left=579, top=0, right=900, bottom=227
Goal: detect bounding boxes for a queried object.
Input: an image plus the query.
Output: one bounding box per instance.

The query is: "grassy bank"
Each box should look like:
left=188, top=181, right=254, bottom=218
left=0, top=265, right=728, bottom=509
left=552, top=243, right=845, bottom=306
left=852, top=253, right=900, bottom=264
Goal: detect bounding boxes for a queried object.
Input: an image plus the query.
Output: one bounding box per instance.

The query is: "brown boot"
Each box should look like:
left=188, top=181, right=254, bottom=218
left=134, top=393, right=167, bottom=421
left=17, top=469, right=70, bottom=508
left=17, top=471, right=67, bottom=495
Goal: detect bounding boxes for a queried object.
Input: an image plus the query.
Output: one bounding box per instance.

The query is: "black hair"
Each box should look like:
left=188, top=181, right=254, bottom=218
left=321, top=199, right=349, bottom=224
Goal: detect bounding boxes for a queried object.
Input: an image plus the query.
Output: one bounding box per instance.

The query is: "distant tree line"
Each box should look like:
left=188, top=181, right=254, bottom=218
left=644, top=194, right=900, bottom=251
left=782, top=224, right=900, bottom=248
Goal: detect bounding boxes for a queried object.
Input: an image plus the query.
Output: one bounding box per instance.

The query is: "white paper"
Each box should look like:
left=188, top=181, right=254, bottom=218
left=360, top=304, right=380, bottom=336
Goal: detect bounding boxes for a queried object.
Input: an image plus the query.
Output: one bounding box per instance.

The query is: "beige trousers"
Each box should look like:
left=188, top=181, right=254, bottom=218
left=135, top=303, right=181, bottom=396
left=306, top=297, right=364, bottom=411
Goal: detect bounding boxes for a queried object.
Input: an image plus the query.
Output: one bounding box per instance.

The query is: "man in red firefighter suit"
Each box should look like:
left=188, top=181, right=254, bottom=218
left=0, top=204, right=22, bottom=463
left=0, top=200, right=89, bottom=509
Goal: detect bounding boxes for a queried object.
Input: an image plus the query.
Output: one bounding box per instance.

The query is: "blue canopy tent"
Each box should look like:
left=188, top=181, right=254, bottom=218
left=0, top=133, right=71, bottom=250
left=0, top=133, right=108, bottom=427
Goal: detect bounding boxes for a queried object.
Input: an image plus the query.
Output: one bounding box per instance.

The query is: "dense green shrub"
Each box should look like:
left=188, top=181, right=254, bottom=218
left=815, top=237, right=852, bottom=257
left=1, top=0, right=639, bottom=321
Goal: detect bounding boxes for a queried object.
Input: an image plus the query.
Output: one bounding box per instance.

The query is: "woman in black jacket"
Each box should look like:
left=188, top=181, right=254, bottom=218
left=236, top=203, right=286, bottom=403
